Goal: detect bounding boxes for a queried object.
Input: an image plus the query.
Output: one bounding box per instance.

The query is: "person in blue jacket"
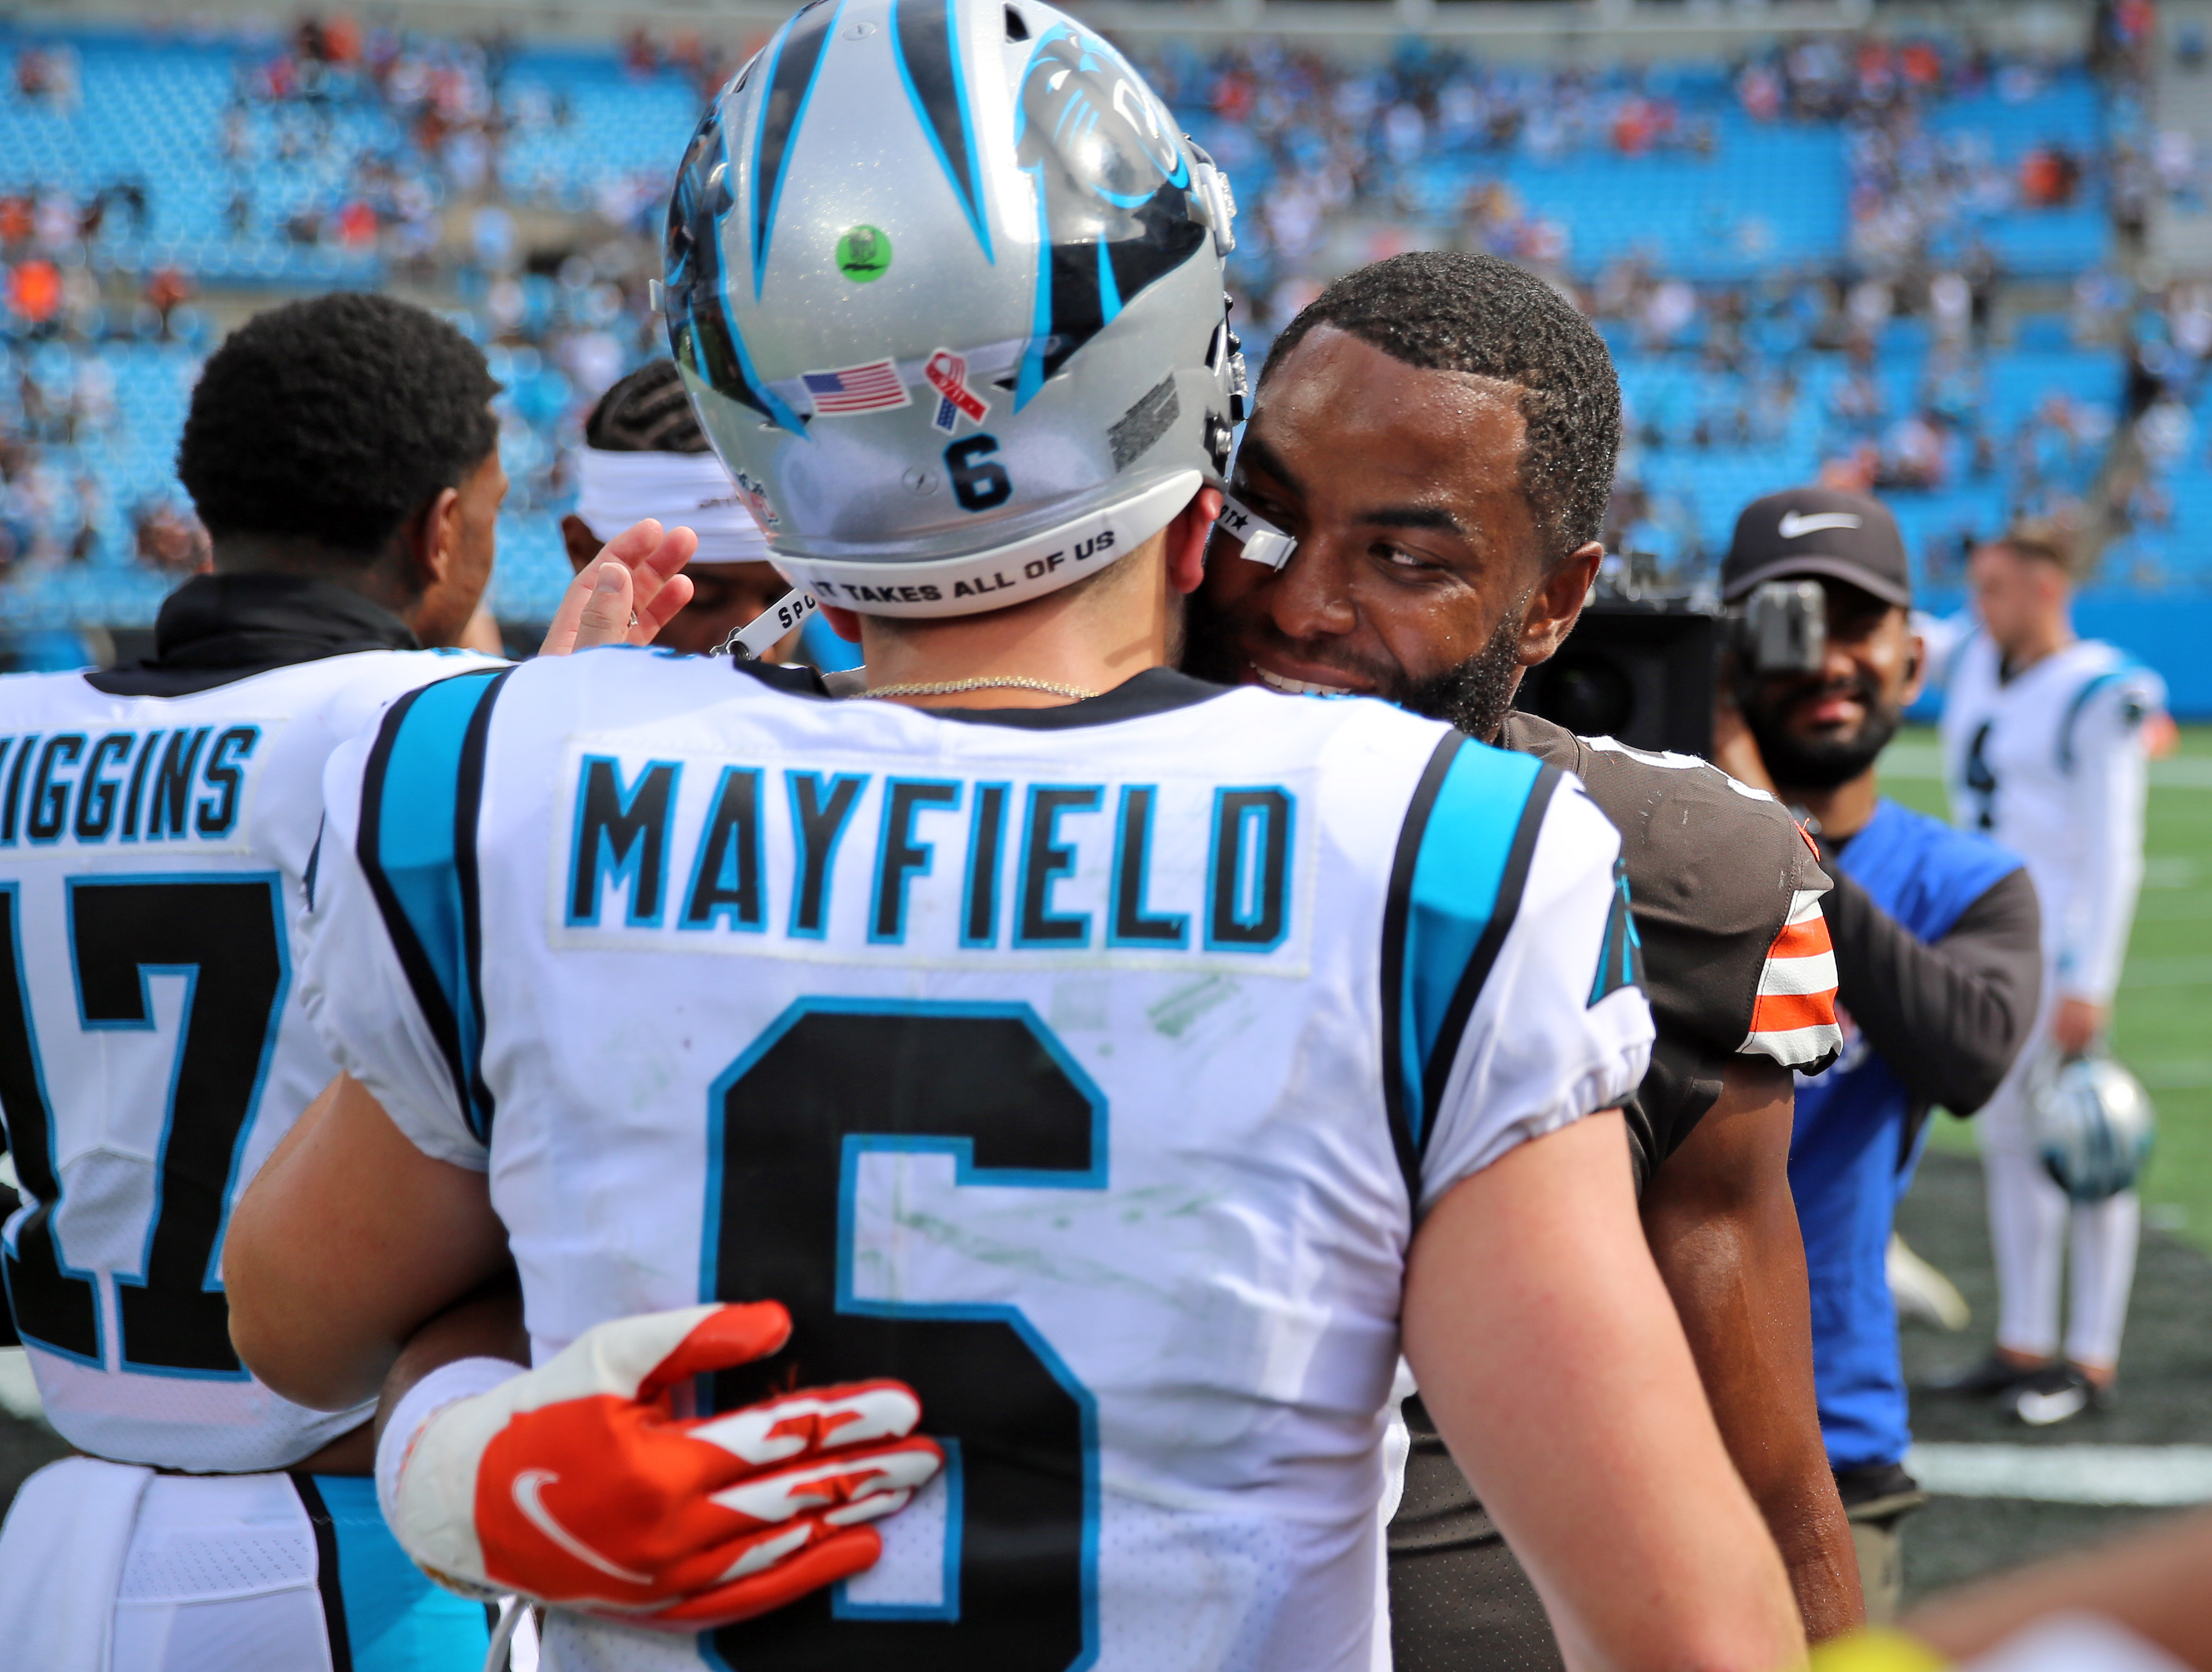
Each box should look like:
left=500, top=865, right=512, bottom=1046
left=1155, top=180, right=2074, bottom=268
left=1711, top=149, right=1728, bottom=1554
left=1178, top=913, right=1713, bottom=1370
left=1714, top=488, right=2045, bottom=1625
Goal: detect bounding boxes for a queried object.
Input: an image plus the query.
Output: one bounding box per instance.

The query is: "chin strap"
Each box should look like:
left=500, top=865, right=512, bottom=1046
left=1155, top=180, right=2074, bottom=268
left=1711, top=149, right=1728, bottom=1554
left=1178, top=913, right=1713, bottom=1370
left=1214, top=493, right=1296, bottom=570
left=717, top=587, right=820, bottom=660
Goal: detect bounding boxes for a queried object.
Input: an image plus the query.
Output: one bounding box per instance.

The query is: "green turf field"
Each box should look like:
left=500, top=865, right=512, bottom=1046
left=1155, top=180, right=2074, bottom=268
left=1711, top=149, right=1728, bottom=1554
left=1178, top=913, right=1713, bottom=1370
left=1883, top=724, right=2212, bottom=1253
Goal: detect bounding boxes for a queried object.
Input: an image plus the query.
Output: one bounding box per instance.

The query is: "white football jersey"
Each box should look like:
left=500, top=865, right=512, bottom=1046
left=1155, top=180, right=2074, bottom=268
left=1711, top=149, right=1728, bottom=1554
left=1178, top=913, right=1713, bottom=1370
left=0, top=648, right=498, bottom=1471
left=301, top=654, right=1652, bottom=1672
left=1939, top=634, right=2164, bottom=1003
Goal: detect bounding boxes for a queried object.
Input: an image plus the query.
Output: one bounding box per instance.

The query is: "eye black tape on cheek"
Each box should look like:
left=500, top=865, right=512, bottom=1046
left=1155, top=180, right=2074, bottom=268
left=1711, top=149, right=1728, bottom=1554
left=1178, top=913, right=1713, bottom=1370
left=1215, top=493, right=1296, bottom=570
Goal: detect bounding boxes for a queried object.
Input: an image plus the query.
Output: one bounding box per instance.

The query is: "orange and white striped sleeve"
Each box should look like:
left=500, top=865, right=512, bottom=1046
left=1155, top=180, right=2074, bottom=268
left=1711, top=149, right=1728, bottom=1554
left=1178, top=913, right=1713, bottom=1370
left=1741, top=888, right=1842, bottom=1069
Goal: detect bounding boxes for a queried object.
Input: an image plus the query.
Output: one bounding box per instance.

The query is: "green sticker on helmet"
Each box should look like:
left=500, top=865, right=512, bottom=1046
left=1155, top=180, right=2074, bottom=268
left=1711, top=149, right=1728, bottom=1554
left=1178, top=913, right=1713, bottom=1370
left=835, top=225, right=892, bottom=283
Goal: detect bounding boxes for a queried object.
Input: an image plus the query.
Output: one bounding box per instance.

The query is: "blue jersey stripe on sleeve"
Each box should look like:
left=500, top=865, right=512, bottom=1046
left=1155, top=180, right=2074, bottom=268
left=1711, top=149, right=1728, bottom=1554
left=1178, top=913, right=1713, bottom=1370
left=2057, top=661, right=2156, bottom=772
left=1380, top=734, right=1555, bottom=1189
left=355, top=667, right=511, bottom=1143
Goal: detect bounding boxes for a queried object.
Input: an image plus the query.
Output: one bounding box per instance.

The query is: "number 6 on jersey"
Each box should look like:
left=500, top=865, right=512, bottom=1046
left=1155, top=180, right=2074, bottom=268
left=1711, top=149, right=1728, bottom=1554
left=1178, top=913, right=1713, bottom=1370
left=702, top=1000, right=1101, bottom=1670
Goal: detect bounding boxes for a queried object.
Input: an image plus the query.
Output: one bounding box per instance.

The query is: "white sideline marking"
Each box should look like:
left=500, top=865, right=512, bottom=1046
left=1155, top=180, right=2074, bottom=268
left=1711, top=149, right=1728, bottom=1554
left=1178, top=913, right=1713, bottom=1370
left=1880, top=741, right=2212, bottom=790
left=1908, top=1443, right=2212, bottom=1505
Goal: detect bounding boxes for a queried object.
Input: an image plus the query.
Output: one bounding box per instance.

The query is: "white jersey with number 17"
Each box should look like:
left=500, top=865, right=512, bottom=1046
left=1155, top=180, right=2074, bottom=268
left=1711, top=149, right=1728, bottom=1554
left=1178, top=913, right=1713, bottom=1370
left=0, top=648, right=496, bottom=1471
left=301, top=654, right=1653, bottom=1672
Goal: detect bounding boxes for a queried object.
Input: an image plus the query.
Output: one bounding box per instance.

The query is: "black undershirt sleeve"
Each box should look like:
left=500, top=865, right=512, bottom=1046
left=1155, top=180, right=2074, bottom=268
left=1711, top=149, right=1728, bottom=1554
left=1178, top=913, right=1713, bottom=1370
left=1821, top=864, right=2042, bottom=1125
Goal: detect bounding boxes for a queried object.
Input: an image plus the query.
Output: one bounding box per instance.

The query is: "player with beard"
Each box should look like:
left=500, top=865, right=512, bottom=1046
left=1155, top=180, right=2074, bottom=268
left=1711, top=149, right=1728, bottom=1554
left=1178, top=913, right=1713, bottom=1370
left=1711, top=488, right=2044, bottom=1622
left=219, top=14, right=1809, bottom=1669
left=1184, top=252, right=1861, bottom=1660
left=338, top=249, right=1840, bottom=1666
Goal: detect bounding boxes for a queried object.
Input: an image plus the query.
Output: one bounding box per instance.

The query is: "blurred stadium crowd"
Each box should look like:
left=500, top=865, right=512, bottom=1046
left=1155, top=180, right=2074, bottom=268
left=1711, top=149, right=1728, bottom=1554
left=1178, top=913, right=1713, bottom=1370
left=2, top=4, right=2211, bottom=653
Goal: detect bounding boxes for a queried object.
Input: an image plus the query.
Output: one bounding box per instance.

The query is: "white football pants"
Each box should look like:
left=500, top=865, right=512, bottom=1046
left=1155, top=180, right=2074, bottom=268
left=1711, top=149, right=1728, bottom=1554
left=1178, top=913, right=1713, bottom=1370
left=1978, top=1041, right=2140, bottom=1369
left=0, top=1458, right=499, bottom=1672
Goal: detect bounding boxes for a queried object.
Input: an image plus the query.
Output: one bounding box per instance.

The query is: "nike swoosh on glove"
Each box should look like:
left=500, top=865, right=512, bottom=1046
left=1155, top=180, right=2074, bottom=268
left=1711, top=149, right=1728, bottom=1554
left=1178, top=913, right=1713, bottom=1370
left=385, top=1301, right=943, bottom=1630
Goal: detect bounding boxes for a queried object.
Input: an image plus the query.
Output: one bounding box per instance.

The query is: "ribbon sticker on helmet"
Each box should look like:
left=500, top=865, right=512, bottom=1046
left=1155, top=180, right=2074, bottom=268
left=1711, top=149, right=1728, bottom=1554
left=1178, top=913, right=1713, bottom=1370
left=835, top=224, right=893, bottom=283
left=924, top=349, right=992, bottom=435
left=1013, top=23, right=1208, bottom=409
left=664, top=110, right=807, bottom=435
left=802, top=359, right=913, bottom=415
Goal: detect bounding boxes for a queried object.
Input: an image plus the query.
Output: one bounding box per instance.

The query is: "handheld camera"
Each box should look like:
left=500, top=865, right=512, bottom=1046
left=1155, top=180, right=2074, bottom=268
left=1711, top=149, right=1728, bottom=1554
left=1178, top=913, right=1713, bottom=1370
left=1732, top=580, right=1827, bottom=676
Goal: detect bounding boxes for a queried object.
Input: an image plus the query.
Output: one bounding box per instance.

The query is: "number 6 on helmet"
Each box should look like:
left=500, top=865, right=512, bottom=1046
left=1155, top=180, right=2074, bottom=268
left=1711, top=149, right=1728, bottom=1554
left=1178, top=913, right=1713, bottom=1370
left=375, top=1301, right=943, bottom=1630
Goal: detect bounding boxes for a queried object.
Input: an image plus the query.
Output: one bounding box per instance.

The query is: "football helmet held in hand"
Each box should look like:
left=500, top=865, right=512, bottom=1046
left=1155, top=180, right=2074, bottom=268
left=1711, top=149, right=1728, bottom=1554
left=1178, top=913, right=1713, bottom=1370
left=2030, top=1051, right=2155, bottom=1204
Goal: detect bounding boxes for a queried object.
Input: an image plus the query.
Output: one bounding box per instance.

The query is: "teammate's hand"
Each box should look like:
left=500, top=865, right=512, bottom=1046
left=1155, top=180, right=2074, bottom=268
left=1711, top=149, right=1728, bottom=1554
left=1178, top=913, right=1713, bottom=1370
left=2050, top=997, right=2105, bottom=1058
left=538, top=519, right=699, bottom=656
left=385, top=1301, right=943, bottom=1631
left=2144, top=710, right=2179, bottom=760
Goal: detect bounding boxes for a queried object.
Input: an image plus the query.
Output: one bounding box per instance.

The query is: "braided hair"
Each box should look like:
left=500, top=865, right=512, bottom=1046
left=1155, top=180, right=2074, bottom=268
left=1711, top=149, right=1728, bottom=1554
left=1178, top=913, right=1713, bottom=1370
left=584, top=359, right=712, bottom=454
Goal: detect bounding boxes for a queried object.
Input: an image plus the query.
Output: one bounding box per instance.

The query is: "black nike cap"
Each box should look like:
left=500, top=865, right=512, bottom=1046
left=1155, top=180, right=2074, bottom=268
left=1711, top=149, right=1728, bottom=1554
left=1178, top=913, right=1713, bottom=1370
left=1721, top=487, right=1911, bottom=608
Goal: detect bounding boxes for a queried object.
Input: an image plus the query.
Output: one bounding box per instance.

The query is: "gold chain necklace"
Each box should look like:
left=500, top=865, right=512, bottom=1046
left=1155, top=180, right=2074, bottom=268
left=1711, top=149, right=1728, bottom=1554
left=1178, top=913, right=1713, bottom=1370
left=856, top=676, right=1099, bottom=702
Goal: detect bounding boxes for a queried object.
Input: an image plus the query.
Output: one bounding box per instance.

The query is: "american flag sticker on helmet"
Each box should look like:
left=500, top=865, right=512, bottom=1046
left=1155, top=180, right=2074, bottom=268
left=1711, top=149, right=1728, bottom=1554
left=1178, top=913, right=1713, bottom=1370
left=1743, top=889, right=1843, bottom=1068
left=801, top=359, right=911, bottom=415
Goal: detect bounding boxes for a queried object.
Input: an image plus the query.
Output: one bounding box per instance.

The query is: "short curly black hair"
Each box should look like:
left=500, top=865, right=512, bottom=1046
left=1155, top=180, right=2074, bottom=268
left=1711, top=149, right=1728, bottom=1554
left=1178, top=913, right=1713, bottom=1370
left=585, top=359, right=710, bottom=453
left=178, top=292, right=499, bottom=559
left=1259, top=252, right=1621, bottom=560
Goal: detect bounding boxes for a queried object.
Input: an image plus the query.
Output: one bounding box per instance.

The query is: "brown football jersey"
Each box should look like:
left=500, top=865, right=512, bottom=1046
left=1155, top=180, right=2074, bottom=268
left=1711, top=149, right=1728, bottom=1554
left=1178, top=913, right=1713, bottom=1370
left=1498, top=711, right=1840, bottom=1180
left=1387, top=714, right=1842, bottom=1672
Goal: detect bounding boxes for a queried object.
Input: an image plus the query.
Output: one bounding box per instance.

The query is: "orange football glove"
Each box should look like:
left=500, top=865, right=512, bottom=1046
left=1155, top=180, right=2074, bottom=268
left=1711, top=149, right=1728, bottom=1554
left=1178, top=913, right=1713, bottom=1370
left=379, top=1301, right=941, bottom=1629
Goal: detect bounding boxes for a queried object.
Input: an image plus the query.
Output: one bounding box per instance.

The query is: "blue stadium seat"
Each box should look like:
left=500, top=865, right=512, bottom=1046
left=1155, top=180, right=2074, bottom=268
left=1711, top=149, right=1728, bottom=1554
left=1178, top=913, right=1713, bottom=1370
left=0, top=26, right=2170, bottom=628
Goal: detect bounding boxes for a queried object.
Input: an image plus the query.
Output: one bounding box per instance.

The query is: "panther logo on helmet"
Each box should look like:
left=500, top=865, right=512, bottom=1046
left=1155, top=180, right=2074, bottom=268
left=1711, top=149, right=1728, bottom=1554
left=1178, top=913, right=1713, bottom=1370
left=2030, top=1051, right=2157, bottom=1204
left=1012, top=24, right=1207, bottom=405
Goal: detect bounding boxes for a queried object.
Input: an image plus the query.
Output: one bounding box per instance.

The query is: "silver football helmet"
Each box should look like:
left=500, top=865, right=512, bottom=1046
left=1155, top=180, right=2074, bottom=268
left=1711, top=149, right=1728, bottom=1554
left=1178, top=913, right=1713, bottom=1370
left=662, top=0, right=1242, bottom=618
left=2029, top=1051, right=2156, bottom=1204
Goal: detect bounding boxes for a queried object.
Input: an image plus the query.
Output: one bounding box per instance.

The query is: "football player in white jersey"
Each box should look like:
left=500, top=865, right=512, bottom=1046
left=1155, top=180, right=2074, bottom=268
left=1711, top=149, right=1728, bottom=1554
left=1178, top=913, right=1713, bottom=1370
left=225, top=6, right=1805, bottom=1669
left=0, top=292, right=695, bottom=1672
left=1934, top=524, right=2168, bottom=1424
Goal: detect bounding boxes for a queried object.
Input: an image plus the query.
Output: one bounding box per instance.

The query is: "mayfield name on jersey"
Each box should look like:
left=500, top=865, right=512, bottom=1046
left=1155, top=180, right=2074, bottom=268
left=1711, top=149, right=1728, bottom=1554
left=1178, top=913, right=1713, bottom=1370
left=301, top=656, right=1654, bottom=1672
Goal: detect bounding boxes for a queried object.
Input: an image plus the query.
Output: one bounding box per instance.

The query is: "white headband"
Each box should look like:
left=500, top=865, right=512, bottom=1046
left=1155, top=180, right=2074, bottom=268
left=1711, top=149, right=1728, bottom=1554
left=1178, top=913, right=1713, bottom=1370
left=572, top=446, right=771, bottom=565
